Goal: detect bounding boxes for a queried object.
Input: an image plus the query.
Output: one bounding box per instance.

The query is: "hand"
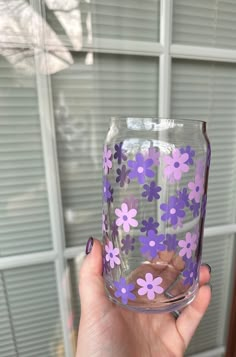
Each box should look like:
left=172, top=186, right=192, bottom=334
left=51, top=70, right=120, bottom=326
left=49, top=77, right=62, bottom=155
left=76, top=239, right=211, bottom=357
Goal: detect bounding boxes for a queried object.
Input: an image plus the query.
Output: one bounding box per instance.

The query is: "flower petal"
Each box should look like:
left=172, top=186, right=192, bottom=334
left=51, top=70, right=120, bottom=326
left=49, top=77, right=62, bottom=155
left=128, top=208, right=137, bottom=218
left=116, top=218, right=123, bottom=227
left=121, top=203, right=128, bottom=213
left=179, top=153, right=189, bottom=164
left=147, top=290, right=155, bottom=300
left=123, top=221, right=130, bottom=233
left=145, top=273, right=153, bottom=283
left=138, top=287, right=147, bottom=296
left=137, top=278, right=146, bottom=287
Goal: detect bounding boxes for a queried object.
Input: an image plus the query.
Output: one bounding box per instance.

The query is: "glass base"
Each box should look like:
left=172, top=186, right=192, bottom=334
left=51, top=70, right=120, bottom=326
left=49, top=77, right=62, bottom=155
left=104, top=261, right=199, bottom=314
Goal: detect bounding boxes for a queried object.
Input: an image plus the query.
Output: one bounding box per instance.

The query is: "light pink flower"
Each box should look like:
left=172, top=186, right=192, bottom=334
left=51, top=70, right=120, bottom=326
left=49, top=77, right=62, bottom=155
left=103, top=146, right=112, bottom=174
left=137, top=273, right=164, bottom=300
left=105, top=241, right=120, bottom=269
left=188, top=175, right=204, bottom=203
left=115, top=203, right=138, bottom=233
left=178, top=232, right=198, bottom=259
left=164, top=148, right=189, bottom=181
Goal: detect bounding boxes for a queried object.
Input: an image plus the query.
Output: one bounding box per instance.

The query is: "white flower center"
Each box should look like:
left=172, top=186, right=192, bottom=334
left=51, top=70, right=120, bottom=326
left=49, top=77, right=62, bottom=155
left=121, top=288, right=127, bottom=294
left=170, top=208, right=176, bottom=215
left=137, top=166, right=144, bottom=173
left=149, top=240, right=155, bottom=247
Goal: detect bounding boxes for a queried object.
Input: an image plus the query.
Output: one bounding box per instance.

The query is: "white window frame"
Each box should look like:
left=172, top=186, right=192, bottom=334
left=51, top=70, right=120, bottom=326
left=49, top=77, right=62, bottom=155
left=0, top=0, right=235, bottom=356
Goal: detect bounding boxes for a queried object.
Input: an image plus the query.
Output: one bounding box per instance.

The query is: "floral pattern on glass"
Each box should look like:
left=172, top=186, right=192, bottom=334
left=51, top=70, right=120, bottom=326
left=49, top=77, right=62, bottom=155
left=103, top=145, right=112, bottom=175
left=180, top=145, right=195, bottom=165
left=188, top=175, right=204, bottom=203
left=145, top=147, right=160, bottom=166
left=163, top=148, right=189, bottom=182
left=105, top=241, right=121, bottom=269
left=116, top=165, right=130, bottom=187
left=160, top=195, right=185, bottom=226
left=128, top=153, right=154, bottom=184
left=121, top=235, right=135, bottom=254
left=114, top=277, right=136, bottom=304
left=114, top=142, right=127, bottom=164
left=140, top=217, right=159, bottom=235
left=139, top=230, right=165, bottom=258
left=142, top=181, right=162, bottom=202
left=178, top=232, right=198, bottom=259
left=137, top=273, right=164, bottom=300
left=182, top=260, right=198, bottom=286
left=115, top=203, right=138, bottom=233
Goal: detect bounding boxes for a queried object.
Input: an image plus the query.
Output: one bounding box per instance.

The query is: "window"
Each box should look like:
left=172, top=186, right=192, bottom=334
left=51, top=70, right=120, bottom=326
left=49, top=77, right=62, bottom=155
left=0, top=1, right=234, bottom=356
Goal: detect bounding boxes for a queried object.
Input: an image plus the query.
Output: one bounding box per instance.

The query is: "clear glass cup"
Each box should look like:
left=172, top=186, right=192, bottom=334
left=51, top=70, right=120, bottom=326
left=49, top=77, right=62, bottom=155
left=102, top=117, right=211, bottom=313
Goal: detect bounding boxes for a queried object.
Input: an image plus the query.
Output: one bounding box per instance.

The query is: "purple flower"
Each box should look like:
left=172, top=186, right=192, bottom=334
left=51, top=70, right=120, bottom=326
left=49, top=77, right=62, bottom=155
left=105, top=241, right=121, bottom=269
left=139, top=230, right=165, bottom=258
left=103, top=177, right=113, bottom=203
left=116, top=165, right=130, bottom=187
left=160, top=196, right=185, bottom=226
left=142, top=181, right=162, bottom=202
left=164, top=148, right=189, bottom=182
left=190, top=199, right=200, bottom=218
left=137, top=273, right=164, bottom=300
left=183, top=261, right=198, bottom=286
left=164, top=234, right=178, bottom=251
left=103, top=146, right=112, bottom=175
left=111, top=220, right=119, bottom=239
left=121, top=235, right=135, bottom=254
left=180, top=146, right=195, bottom=165
left=128, top=153, right=154, bottom=184
left=145, top=147, right=160, bottom=166
left=178, top=232, right=198, bottom=259
left=140, top=217, right=159, bottom=235
left=177, top=187, right=189, bottom=207
left=123, top=195, right=139, bottom=210
left=102, top=212, right=108, bottom=232
left=201, top=194, right=207, bottom=218
left=188, top=175, right=204, bottom=203
left=114, top=277, right=136, bottom=304
left=115, top=203, right=138, bottom=233
left=114, top=142, right=127, bottom=164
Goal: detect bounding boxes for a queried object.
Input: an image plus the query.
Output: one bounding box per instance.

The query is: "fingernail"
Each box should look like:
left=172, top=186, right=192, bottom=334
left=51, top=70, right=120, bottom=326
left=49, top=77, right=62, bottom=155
left=202, top=263, right=211, bottom=274
left=85, top=237, right=94, bottom=255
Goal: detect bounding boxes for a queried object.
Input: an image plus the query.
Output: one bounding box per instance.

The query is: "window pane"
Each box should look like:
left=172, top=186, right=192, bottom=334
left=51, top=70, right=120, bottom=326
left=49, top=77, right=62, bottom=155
left=0, top=56, right=52, bottom=256
left=46, top=0, right=160, bottom=43
left=0, top=264, right=63, bottom=357
left=171, top=59, right=236, bottom=227
left=51, top=53, right=159, bottom=247
left=173, top=0, right=236, bottom=50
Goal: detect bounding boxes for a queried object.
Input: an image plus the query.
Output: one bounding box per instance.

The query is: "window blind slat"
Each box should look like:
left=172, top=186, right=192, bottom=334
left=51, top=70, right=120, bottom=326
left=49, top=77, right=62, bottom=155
left=0, top=56, right=52, bottom=257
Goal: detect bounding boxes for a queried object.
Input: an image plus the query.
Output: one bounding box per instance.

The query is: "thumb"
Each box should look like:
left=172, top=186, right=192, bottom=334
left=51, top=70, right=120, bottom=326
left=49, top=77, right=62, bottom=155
left=79, top=238, right=106, bottom=311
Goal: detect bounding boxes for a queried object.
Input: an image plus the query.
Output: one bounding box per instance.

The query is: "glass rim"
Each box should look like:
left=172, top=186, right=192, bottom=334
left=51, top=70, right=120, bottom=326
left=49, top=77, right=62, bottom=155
left=111, top=117, right=207, bottom=125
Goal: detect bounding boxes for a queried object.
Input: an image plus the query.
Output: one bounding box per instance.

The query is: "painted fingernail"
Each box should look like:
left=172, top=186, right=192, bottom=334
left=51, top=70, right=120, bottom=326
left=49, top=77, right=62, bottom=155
left=85, top=237, right=94, bottom=255
left=202, top=263, right=211, bottom=274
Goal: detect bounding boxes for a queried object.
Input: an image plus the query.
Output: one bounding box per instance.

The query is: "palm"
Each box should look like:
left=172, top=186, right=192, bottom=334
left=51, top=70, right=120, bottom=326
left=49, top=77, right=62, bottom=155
left=77, top=241, right=211, bottom=357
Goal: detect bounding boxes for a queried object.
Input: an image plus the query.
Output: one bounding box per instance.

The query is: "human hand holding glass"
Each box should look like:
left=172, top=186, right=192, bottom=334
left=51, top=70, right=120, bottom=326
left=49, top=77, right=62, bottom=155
left=76, top=238, right=211, bottom=357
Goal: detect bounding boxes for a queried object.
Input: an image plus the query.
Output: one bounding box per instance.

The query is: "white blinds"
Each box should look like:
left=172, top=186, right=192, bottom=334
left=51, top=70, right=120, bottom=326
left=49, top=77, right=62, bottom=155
left=0, top=56, right=52, bottom=256
left=46, top=0, right=160, bottom=43
left=171, top=59, right=236, bottom=227
left=52, top=53, right=159, bottom=247
left=1, top=264, right=63, bottom=357
left=173, top=0, right=236, bottom=49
